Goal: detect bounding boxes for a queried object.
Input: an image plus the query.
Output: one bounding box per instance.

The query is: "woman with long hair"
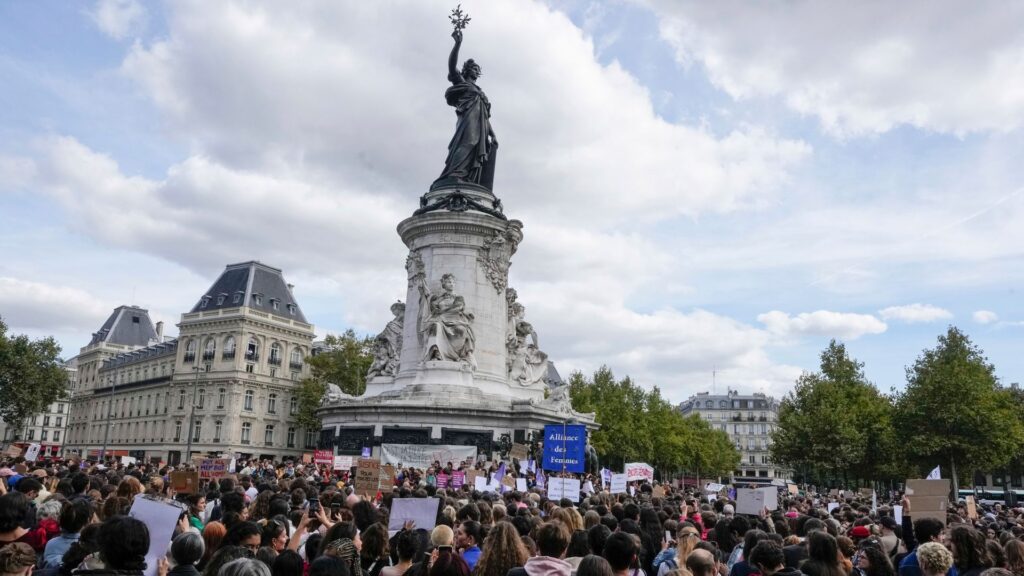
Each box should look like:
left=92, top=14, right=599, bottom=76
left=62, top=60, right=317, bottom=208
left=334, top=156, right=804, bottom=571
left=803, top=532, right=847, bottom=576
left=198, top=522, right=226, bottom=571
left=949, top=526, right=992, bottom=576
left=360, top=524, right=391, bottom=576
left=855, top=540, right=896, bottom=576
left=471, top=522, right=527, bottom=576
left=0, top=543, right=36, bottom=576
left=1004, top=540, right=1024, bottom=576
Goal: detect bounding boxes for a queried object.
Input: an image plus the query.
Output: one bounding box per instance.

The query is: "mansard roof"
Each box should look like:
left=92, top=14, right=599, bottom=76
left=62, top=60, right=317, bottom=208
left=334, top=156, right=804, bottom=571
left=88, top=306, right=158, bottom=347
left=191, top=261, right=307, bottom=323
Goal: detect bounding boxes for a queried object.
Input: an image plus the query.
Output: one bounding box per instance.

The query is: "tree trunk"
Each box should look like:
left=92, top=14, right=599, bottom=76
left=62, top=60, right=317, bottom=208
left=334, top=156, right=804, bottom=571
left=951, top=454, right=959, bottom=500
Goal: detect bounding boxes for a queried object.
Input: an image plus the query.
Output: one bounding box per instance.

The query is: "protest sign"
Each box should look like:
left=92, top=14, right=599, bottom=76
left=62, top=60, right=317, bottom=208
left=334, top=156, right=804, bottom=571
left=388, top=497, right=440, bottom=536
left=547, top=477, right=581, bottom=502
left=474, top=476, right=501, bottom=493
left=380, top=464, right=396, bottom=490
left=381, top=444, right=478, bottom=470
left=452, top=470, right=465, bottom=488
left=893, top=505, right=903, bottom=524
left=704, top=482, right=725, bottom=493
left=827, top=502, right=840, bottom=514
left=4, top=445, right=22, bottom=458
left=333, top=455, right=353, bottom=471
left=735, top=487, right=777, bottom=514
left=905, top=479, right=951, bottom=525
left=436, top=473, right=449, bottom=489
left=542, top=424, right=586, bottom=473
left=24, top=443, right=41, bottom=462
left=362, top=447, right=371, bottom=458
left=582, top=481, right=595, bottom=495
left=625, top=462, right=655, bottom=482
left=516, top=478, right=527, bottom=492
left=355, top=458, right=381, bottom=496
left=652, top=485, right=666, bottom=498
left=314, top=450, right=334, bottom=466
left=501, top=475, right=516, bottom=492
left=510, top=443, right=529, bottom=461
left=788, top=484, right=799, bottom=495
left=198, top=458, right=229, bottom=480
left=466, top=469, right=482, bottom=488
left=966, top=495, right=978, bottom=520
left=610, top=473, right=628, bottom=494
left=170, top=471, right=199, bottom=494
left=121, top=455, right=137, bottom=466
left=129, top=496, right=187, bottom=576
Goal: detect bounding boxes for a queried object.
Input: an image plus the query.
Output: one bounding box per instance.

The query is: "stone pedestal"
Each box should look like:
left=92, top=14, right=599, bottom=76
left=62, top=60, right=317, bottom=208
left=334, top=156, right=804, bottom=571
left=319, top=183, right=596, bottom=457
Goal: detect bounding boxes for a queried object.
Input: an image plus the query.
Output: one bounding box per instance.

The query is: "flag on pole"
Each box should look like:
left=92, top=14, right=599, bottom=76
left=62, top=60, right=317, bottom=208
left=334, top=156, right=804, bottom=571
left=493, top=462, right=506, bottom=483
left=536, top=467, right=546, bottom=490
left=927, top=466, right=941, bottom=480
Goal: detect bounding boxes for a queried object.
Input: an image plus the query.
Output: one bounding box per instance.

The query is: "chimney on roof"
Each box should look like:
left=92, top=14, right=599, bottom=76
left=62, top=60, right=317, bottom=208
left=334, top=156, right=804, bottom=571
left=287, top=283, right=294, bottom=295
left=156, top=321, right=164, bottom=343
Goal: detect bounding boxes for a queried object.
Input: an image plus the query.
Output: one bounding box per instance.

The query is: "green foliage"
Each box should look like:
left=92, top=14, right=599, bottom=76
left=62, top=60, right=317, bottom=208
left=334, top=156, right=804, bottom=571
left=295, top=330, right=373, bottom=429
left=569, top=366, right=739, bottom=478
left=0, top=316, right=68, bottom=426
left=894, top=326, right=1024, bottom=480
left=770, top=340, right=899, bottom=484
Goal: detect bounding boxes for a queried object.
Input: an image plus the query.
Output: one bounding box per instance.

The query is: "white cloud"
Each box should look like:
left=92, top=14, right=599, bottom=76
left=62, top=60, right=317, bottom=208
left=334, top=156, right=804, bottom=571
left=0, top=277, right=110, bottom=333
left=973, top=310, right=999, bottom=325
left=89, top=0, right=146, bottom=40
left=3, top=0, right=814, bottom=402
left=647, top=1, right=1024, bottom=136
left=878, top=303, right=953, bottom=323
left=758, top=310, right=887, bottom=340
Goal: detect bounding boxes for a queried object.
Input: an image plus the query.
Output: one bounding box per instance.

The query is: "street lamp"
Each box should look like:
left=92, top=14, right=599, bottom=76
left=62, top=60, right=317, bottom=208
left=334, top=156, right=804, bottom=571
left=99, top=376, right=115, bottom=462
left=184, top=366, right=202, bottom=462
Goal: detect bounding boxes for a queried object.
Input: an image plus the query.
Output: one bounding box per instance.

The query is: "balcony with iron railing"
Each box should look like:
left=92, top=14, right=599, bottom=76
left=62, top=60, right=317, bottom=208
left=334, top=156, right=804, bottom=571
left=222, top=350, right=236, bottom=360
left=183, top=352, right=196, bottom=362
left=289, top=361, right=303, bottom=371
left=268, top=357, right=282, bottom=367
left=245, top=352, right=259, bottom=362
left=202, top=351, right=216, bottom=361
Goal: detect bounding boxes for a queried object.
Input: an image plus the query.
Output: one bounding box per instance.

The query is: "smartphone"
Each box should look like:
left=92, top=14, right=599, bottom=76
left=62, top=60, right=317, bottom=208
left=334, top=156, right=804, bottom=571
left=308, top=498, right=321, bottom=518
left=665, top=530, right=672, bottom=543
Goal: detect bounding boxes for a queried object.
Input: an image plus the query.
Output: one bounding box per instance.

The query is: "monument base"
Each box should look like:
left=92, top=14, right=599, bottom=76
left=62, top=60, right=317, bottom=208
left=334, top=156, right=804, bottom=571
left=319, top=386, right=596, bottom=459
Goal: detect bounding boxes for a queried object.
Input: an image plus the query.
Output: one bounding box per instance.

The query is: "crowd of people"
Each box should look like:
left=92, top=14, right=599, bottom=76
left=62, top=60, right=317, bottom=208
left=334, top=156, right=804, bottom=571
left=2, top=456, right=1024, bottom=576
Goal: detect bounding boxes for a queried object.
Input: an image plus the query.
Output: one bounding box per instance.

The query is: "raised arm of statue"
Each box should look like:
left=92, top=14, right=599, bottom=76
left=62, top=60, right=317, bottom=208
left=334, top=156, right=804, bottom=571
left=447, top=30, right=463, bottom=83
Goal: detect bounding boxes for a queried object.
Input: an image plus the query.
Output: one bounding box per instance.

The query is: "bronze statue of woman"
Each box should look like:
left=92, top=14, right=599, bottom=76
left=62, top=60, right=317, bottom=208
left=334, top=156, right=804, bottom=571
left=433, top=28, right=499, bottom=191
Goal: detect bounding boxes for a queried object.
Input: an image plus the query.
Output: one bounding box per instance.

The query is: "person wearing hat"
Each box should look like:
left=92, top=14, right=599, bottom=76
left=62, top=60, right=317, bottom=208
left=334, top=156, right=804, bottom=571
left=850, top=525, right=872, bottom=544
left=878, top=517, right=906, bottom=562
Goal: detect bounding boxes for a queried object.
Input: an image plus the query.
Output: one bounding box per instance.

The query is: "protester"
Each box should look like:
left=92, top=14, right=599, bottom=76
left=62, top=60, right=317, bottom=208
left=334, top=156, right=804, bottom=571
left=168, top=532, right=206, bottom=576
left=0, top=543, right=35, bottom=576
left=42, top=500, right=90, bottom=568
left=917, top=543, right=955, bottom=576
left=577, top=554, right=616, bottom=576
left=508, top=521, right=571, bottom=576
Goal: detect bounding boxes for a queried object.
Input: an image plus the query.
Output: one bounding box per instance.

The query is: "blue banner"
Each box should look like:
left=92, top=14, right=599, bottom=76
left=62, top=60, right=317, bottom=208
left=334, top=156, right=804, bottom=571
left=542, top=424, right=586, bottom=473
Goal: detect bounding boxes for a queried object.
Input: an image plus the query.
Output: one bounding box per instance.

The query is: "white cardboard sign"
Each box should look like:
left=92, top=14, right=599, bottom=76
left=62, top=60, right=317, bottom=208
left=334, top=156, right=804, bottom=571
left=547, top=478, right=581, bottom=502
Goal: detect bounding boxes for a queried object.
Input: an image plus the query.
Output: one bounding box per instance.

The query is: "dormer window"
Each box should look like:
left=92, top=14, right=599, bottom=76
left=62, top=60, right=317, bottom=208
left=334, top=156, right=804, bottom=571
left=216, top=294, right=225, bottom=305
left=253, top=294, right=263, bottom=305
left=270, top=299, right=280, bottom=311
left=200, top=296, right=210, bottom=308
left=233, top=292, right=242, bottom=304
left=287, top=304, right=296, bottom=315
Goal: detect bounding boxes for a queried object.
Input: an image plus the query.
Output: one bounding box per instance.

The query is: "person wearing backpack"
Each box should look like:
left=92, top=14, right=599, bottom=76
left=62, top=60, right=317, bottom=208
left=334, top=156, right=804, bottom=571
left=654, top=525, right=701, bottom=576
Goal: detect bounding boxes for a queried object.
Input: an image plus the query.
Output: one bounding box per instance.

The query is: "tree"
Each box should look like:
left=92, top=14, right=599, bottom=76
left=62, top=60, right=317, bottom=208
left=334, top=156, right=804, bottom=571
left=569, top=366, right=739, bottom=479
left=771, top=340, right=899, bottom=486
left=894, top=326, right=1024, bottom=495
left=294, top=330, right=374, bottom=430
left=0, top=316, right=68, bottom=428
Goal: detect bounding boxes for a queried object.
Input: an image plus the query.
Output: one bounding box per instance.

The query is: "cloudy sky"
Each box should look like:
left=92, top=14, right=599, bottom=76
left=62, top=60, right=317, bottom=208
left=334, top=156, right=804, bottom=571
left=2, top=0, right=1023, bottom=403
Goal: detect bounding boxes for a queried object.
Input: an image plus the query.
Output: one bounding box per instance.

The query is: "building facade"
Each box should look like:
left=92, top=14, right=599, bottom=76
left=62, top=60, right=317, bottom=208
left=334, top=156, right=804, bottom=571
left=0, top=358, right=77, bottom=458
left=64, top=261, right=317, bottom=464
left=678, top=390, right=790, bottom=484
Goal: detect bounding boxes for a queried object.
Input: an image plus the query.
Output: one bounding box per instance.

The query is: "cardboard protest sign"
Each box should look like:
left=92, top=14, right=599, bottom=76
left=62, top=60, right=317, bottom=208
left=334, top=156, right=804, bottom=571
left=501, top=475, right=516, bottom=491
left=788, top=484, right=799, bottom=495
left=893, top=505, right=903, bottom=524
left=609, top=473, right=628, bottom=494
left=355, top=458, right=381, bottom=496
left=198, top=458, right=229, bottom=480
left=905, top=479, right=951, bottom=525
left=516, top=478, right=528, bottom=492
left=510, top=443, right=529, bottom=461
left=333, top=455, right=353, bottom=471
left=474, top=476, right=500, bottom=493
left=704, top=482, right=725, bottom=493
left=4, top=445, right=22, bottom=458
left=129, top=496, right=187, bottom=576
left=380, top=464, right=397, bottom=490
left=466, top=469, right=482, bottom=488
left=121, top=455, right=137, bottom=466
left=170, top=471, right=199, bottom=494
left=314, top=450, right=334, bottom=466
left=452, top=471, right=465, bottom=488
left=387, top=498, right=440, bottom=536
left=652, top=486, right=666, bottom=498
left=966, top=495, right=978, bottom=520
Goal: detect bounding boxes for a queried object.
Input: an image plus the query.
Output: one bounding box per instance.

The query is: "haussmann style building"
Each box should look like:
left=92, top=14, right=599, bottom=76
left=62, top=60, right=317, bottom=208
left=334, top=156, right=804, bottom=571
left=63, top=261, right=316, bottom=464
left=678, top=389, right=791, bottom=484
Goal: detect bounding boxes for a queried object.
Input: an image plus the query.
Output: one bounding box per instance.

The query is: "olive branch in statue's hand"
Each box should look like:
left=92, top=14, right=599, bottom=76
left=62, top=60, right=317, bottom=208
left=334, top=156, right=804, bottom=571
left=450, top=5, right=471, bottom=33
